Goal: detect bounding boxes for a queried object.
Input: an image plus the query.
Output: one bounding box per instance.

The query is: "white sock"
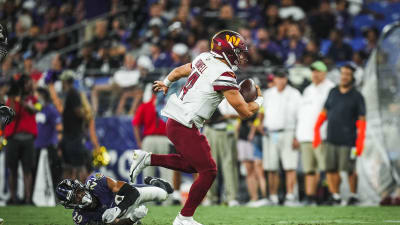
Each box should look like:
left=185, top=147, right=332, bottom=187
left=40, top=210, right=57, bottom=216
left=136, top=186, right=167, bottom=204
left=144, top=154, right=151, bottom=166
left=349, top=192, right=357, bottom=198
left=286, top=193, right=295, bottom=200
left=270, top=194, right=279, bottom=202
left=178, top=213, right=193, bottom=220
left=172, top=190, right=181, bottom=200
left=333, top=193, right=341, bottom=200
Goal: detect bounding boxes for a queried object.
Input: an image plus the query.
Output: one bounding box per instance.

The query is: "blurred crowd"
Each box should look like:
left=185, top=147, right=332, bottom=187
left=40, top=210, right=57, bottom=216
left=1, top=0, right=400, bottom=206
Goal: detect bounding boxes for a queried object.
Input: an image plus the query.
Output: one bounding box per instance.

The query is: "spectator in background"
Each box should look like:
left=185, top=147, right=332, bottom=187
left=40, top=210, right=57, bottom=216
left=58, top=71, right=87, bottom=182
left=5, top=75, right=38, bottom=205
left=238, top=110, right=268, bottom=207
left=327, top=29, right=353, bottom=64
left=34, top=87, right=63, bottom=188
left=203, top=99, right=239, bottom=207
left=238, top=27, right=252, bottom=45
left=260, top=69, right=301, bottom=206
left=313, top=64, right=366, bottom=205
left=296, top=61, right=334, bottom=205
left=190, top=39, right=209, bottom=59
left=279, top=0, right=305, bottom=21
left=69, top=44, right=98, bottom=79
left=42, top=53, right=65, bottom=87
left=115, top=55, right=154, bottom=116
left=235, top=0, right=261, bottom=30
left=91, top=53, right=135, bottom=115
left=203, top=0, right=223, bottom=34
left=31, top=38, right=50, bottom=63
left=218, top=4, right=245, bottom=31
left=145, top=17, right=164, bottom=45
left=95, top=41, right=121, bottom=77
left=334, top=0, right=352, bottom=36
left=281, top=23, right=307, bottom=66
left=8, top=14, right=32, bottom=52
left=263, top=4, right=282, bottom=36
left=150, top=42, right=173, bottom=68
left=132, top=92, right=172, bottom=187
left=363, top=27, right=379, bottom=55
left=109, top=17, right=128, bottom=43
left=309, top=0, right=336, bottom=40
left=171, top=43, right=189, bottom=67
left=91, top=20, right=109, bottom=52
left=352, top=51, right=368, bottom=87
left=42, top=6, right=64, bottom=34
left=255, top=28, right=283, bottom=65
left=22, top=52, right=42, bottom=84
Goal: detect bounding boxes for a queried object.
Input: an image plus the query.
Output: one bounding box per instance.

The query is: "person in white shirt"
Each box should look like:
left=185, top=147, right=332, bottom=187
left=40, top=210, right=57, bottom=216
left=260, top=68, right=301, bottom=206
left=203, top=99, right=239, bottom=207
left=296, top=61, right=334, bottom=205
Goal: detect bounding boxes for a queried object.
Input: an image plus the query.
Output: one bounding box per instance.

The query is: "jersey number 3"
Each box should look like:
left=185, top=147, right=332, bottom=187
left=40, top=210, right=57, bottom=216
left=181, top=71, right=200, bottom=100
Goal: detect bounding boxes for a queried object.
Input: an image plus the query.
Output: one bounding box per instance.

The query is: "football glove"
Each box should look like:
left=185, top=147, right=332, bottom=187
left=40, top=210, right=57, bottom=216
left=102, top=207, right=122, bottom=224
left=131, top=205, right=148, bottom=222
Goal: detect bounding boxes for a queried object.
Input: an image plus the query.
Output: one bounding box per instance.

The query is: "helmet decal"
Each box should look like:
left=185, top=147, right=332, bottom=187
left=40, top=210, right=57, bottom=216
left=225, top=35, right=240, bottom=46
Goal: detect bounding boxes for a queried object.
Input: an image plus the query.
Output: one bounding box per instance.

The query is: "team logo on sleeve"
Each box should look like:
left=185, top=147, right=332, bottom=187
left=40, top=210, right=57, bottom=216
left=95, top=173, right=104, bottom=180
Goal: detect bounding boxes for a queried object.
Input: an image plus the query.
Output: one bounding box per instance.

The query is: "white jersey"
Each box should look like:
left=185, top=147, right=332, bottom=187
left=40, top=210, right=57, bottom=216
left=161, top=52, right=238, bottom=128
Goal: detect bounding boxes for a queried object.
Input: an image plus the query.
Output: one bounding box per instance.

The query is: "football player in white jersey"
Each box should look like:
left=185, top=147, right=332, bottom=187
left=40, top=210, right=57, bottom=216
left=129, top=30, right=264, bottom=225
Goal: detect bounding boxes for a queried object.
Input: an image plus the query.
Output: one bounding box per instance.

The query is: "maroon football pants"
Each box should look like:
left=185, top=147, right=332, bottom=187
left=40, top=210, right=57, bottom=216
left=151, top=119, right=217, bottom=216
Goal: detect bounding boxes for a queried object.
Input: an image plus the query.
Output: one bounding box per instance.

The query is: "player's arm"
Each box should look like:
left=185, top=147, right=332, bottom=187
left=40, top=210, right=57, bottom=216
left=153, top=63, right=192, bottom=94
left=222, top=86, right=262, bottom=119
left=102, top=177, right=141, bottom=225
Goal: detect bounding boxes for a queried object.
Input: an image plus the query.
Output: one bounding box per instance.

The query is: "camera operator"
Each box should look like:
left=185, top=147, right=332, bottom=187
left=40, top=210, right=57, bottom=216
left=4, top=74, right=38, bottom=205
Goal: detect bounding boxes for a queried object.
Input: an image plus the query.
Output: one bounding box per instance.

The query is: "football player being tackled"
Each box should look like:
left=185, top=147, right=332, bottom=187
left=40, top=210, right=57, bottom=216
left=56, top=174, right=173, bottom=225
left=130, top=30, right=263, bottom=225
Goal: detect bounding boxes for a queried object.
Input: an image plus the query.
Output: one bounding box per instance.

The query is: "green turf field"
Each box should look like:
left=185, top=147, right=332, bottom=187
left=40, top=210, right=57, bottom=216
left=1, top=205, right=400, bottom=225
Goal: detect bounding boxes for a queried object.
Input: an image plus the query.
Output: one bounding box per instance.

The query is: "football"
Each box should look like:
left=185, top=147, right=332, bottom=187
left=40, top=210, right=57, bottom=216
left=239, top=79, right=258, bottom=102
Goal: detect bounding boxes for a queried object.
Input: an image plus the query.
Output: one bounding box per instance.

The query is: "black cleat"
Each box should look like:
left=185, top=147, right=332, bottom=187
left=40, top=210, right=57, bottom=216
left=144, top=176, right=174, bottom=194
left=347, top=196, right=359, bottom=206
left=326, top=195, right=341, bottom=206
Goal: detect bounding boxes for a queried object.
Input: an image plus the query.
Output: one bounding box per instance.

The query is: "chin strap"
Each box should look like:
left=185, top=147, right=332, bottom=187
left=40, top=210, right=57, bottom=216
left=355, top=120, right=366, bottom=156
left=313, top=111, right=327, bottom=149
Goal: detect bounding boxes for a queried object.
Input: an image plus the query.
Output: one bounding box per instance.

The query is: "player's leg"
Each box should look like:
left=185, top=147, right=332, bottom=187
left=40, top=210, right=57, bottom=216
left=220, top=131, right=239, bottom=205
left=264, top=133, right=279, bottom=205
left=5, top=138, right=18, bottom=204
left=21, top=137, right=35, bottom=204
left=325, top=143, right=341, bottom=204
left=281, top=131, right=299, bottom=206
left=129, top=120, right=198, bottom=182
left=164, top=120, right=217, bottom=222
left=254, top=159, right=267, bottom=199
left=203, top=126, right=219, bottom=205
left=177, top=134, right=217, bottom=217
